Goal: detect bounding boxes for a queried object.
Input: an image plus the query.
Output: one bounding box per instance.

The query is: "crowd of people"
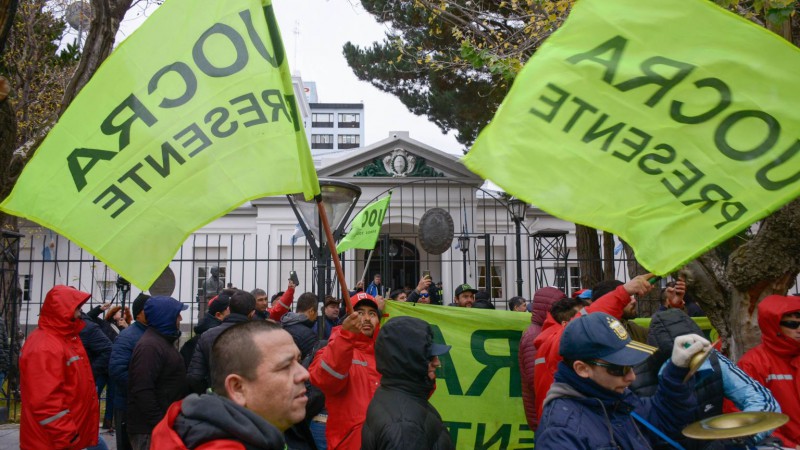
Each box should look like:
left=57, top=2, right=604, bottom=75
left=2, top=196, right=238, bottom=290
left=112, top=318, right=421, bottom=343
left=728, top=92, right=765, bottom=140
left=15, top=270, right=800, bottom=450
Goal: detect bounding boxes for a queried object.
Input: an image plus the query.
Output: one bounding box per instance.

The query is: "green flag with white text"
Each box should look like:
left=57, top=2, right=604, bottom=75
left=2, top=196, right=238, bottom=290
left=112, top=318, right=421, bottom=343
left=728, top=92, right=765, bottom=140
left=336, top=195, right=391, bottom=254
left=464, top=0, right=800, bottom=275
left=0, top=0, right=319, bottom=289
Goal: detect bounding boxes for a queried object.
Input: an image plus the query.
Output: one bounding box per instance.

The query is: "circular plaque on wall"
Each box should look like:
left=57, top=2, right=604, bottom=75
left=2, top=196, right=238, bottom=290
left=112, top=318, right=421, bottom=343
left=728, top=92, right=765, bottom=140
left=418, top=208, right=454, bottom=255
left=148, top=267, right=176, bottom=296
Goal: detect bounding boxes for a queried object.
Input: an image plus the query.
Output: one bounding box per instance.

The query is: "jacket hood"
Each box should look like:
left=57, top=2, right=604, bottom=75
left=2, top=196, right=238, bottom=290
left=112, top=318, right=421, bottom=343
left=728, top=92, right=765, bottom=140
left=375, top=317, right=436, bottom=392
left=144, top=296, right=187, bottom=338
left=647, top=309, right=703, bottom=366
left=39, top=285, right=91, bottom=337
left=174, top=394, right=285, bottom=449
left=532, top=287, right=566, bottom=326
left=758, top=295, right=800, bottom=358
left=280, top=311, right=311, bottom=327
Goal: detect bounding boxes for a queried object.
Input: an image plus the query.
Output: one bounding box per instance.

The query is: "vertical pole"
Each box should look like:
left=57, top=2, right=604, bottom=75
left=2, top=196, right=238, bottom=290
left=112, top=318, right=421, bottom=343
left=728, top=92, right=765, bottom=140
left=515, top=220, right=523, bottom=297
left=484, top=234, right=492, bottom=303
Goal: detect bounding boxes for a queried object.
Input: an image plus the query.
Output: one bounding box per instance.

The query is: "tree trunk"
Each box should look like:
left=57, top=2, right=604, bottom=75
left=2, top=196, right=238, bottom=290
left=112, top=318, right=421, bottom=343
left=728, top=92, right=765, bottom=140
left=602, top=231, right=615, bottom=281
left=575, top=224, right=603, bottom=289
left=0, top=0, right=18, bottom=54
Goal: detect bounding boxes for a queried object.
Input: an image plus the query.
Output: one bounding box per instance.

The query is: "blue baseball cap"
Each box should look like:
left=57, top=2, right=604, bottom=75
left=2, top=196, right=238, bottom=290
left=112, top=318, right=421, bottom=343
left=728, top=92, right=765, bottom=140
left=560, top=312, right=656, bottom=366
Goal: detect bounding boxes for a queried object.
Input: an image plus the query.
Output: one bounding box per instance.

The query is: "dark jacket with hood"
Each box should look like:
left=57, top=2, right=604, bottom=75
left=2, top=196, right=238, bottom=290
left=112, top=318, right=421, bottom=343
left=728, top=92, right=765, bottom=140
left=187, top=312, right=251, bottom=394
left=151, top=394, right=286, bottom=449
left=79, top=311, right=112, bottom=382
left=361, top=316, right=453, bottom=450
left=109, top=321, right=147, bottom=411
left=739, top=294, right=800, bottom=447
left=128, top=296, right=188, bottom=434
left=180, top=312, right=224, bottom=368
left=519, top=286, right=564, bottom=430
left=281, top=312, right=317, bottom=360
left=20, top=286, right=100, bottom=450
left=535, top=361, right=696, bottom=449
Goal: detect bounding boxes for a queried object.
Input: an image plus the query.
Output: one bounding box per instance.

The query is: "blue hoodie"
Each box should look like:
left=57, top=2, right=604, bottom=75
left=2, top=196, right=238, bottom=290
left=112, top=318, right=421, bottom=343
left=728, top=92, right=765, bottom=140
left=144, top=296, right=186, bottom=339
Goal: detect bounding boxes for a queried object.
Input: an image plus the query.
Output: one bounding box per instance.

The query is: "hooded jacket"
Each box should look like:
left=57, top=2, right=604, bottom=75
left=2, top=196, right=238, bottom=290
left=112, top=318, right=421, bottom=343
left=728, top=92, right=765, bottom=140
left=109, top=321, right=147, bottom=411
left=150, top=394, right=286, bottom=449
left=78, top=311, right=112, bottom=382
left=535, top=361, right=696, bottom=449
left=20, top=286, right=99, bottom=450
left=532, top=284, right=632, bottom=423
left=128, top=296, right=189, bottom=435
left=281, top=312, right=317, bottom=360
left=632, top=309, right=780, bottom=449
left=738, top=294, right=800, bottom=447
left=309, top=323, right=381, bottom=450
left=361, top=317, right=453, bottom=450
left=188, top=313, right=251, bottom=394
left=519, top=287, right=564, bottom=430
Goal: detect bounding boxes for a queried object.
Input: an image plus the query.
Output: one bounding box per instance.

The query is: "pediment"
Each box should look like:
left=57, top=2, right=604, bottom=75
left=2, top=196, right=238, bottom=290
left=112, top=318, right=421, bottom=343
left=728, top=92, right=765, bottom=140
left=316, top=132, right=482, bottom=185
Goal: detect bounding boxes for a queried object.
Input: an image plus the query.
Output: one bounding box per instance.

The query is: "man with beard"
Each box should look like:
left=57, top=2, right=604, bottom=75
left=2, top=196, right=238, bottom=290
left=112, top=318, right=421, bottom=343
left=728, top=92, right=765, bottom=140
left=309, top=292, right=381, bottom=450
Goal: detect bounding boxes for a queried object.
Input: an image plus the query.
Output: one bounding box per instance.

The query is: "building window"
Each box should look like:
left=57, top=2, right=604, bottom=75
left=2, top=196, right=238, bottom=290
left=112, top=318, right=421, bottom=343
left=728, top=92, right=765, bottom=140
left=311, top=134, right=334, bottom=149
left=312, top=113, right=333, bottom=127
left=338, top=113, right=360, bottom=128
left=96, top=280, right=116, bottom=301
left=478, top=266, right=503, bottom=299
left=20, top=274, right=31, bottom=301
left=338, top=134, right=360, bottom=149
left=568, top=266, right=581, bottom=295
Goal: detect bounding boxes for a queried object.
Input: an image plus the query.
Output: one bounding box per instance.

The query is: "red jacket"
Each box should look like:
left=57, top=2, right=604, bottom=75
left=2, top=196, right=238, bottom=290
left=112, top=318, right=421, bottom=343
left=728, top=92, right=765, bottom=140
left=20, top=286, right=99, bottom=450
left=519, top=287, right=564, bottom=430
left=532, top=284, right=632, bottom=421
left=151, top=400, right=245, bottom=450
left=738, top=294, right=800, bottom=447
left=309, top=325, right=380, bottom=450
left=268, top=286, right=293, bottom=321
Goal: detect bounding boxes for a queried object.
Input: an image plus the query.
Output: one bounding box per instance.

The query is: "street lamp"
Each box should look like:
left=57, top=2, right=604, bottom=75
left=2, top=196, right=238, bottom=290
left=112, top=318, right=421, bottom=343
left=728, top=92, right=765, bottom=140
left=457, top=234, right=470, bottom=283
left=288, top=179, right=361, bottom=339
left=508, top=197, right=529, bottom=297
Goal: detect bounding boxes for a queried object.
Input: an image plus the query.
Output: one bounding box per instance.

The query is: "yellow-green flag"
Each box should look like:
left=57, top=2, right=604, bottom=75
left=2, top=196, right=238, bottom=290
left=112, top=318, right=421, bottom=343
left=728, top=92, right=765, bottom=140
left=384, top=301, right=532, bottom=448
left=464, top=0, right=800, bottom=275
left=0, top=0, right=319, bottom=289
left=336, top=195, right=391, bottom=253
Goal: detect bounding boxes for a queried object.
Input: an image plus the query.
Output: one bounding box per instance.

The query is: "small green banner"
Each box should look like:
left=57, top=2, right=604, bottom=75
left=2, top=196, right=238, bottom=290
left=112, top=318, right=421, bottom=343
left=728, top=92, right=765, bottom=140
left=464, top=0, right=800, bottom=275
left=336, top=195, right=391, bottom=253
left=384, top=301, right=533, bottom=449
left=0, top=0, right=319, bottom=288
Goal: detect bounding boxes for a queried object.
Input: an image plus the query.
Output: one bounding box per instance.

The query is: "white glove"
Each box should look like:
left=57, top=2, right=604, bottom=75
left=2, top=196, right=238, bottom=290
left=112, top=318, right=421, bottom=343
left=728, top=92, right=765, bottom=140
left=671, top=333, right=711, bottom=368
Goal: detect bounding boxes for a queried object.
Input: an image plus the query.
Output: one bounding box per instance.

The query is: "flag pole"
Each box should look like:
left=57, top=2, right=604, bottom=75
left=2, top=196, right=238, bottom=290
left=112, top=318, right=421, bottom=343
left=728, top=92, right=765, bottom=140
left=359, top=250, right=375, bottom=291
left=316, top=197, right=353, bottom=315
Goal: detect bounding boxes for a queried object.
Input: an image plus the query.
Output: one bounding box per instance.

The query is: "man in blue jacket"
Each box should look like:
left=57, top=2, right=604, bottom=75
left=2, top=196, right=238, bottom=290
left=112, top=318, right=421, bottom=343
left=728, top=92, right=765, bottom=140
left=535, top=312, right=707, bottom=449
left=108, top=293, right=149, bottom=450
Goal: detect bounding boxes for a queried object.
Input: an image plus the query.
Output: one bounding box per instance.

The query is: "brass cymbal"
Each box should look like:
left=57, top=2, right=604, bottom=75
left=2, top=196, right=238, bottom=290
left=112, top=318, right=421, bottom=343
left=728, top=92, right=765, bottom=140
left=682, top=412, right=789, bottom=440
left=683, top=346, right=713, bottom=383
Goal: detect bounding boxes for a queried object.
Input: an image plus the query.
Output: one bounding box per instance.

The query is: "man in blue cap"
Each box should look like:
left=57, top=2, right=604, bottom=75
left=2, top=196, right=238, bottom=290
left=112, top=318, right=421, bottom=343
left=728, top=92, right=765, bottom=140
left=535, top=312, right=708, bottom=449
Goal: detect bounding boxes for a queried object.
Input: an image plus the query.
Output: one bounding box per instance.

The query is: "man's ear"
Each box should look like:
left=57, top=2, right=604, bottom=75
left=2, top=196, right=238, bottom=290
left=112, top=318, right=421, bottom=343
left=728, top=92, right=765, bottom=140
left=225, top=374, right=248, bottom=407
left=572, top=360, right=592, bottom=379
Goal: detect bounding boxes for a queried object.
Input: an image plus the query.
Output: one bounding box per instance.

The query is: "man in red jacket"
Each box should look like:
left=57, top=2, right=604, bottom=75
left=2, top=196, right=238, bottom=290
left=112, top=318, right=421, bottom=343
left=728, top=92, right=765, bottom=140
left=20, top=285, right=100, bottom=450
left=532, top=273, right=654, bottom=422
left=309, top=292, right=381, bottom=450
left=739, top=294, right=800, bottom=449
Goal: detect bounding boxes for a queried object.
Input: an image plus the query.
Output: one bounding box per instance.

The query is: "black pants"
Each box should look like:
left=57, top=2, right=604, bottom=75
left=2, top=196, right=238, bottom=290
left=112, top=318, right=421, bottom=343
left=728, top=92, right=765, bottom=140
left=114, top=408, right=133, bottom=450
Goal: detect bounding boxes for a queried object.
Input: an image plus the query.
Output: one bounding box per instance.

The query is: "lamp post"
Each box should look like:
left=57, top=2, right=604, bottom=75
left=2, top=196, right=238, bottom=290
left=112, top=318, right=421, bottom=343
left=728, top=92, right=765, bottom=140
left=509, top=197, right=529, bottom=297
left=457, top=234, right=470, bottom=283
left=287, top=180, right=361, bottom=339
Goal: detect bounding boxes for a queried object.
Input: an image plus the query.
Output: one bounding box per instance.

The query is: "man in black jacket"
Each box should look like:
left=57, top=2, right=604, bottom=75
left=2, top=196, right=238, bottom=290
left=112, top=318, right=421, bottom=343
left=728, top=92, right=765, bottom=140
left=280, top=292, right=318, bottom=360
left=362, top=316, right=453, bottom=450
left=127, top=296, right=189, bottom=450
left=187, top=289, right=256, bottom=394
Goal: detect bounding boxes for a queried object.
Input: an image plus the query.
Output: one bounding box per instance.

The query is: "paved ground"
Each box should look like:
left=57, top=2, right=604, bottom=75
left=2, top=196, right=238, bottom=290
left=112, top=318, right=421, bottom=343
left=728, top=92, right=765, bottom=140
left=0, top=423, right=118, bottom=449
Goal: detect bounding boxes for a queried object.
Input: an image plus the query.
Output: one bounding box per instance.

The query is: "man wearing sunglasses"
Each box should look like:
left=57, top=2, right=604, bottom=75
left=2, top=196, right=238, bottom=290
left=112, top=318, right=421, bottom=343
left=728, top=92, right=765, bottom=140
left=535, top=312, right=709, bottom=449
left=739, top=294, right=800, bottom=449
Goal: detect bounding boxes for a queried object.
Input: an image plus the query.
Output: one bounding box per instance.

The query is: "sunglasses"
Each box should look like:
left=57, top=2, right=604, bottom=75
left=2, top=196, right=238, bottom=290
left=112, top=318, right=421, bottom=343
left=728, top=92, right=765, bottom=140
left=780, top=320, right=800, bottom=330
left=586, top=360, right=633, bottom=377
left=420, top=293, right=430, bottom=297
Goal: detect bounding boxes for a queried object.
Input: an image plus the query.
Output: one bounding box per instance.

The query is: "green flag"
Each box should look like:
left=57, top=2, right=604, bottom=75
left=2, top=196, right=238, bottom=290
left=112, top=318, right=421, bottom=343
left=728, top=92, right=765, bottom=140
left=383, top=301, right=532, bottom=448
left=464, top=0, right=800, bottom=275
left=336, top=195, right=391, bottom=253
left=0, top=0, right=319, bottom=289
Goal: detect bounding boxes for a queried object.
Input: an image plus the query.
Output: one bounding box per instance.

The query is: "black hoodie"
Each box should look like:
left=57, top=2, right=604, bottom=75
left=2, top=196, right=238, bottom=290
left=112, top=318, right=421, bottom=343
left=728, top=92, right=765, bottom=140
left=361, top=316, right=453, bottom=450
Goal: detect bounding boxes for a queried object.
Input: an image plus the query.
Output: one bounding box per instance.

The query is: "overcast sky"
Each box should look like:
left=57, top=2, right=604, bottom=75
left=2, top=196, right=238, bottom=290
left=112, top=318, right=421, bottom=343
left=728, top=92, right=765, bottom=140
left=111, top=0, right=463, bottom=154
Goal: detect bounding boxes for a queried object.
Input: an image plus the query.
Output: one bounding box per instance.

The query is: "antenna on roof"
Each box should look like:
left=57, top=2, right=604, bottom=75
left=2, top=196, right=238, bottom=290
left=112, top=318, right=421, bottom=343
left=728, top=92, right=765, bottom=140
left=293, top=20, right=301, bottom=72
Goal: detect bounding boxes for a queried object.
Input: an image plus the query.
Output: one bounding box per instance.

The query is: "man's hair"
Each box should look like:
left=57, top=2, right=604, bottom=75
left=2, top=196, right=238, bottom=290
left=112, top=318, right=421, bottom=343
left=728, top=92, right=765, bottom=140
left=389, top=289, right=406, bottom=300
left=296, top=292, right=317, bottom=313
left=508, top=296, right=526, bottom=310
left=251, top=288, right=267, bottom=298
left=210, top=320, right=283, bottom=397
left=550, top=297, right=585, bottom=323
left=591, top=280, right=624, bottom=302
left=229, top=290, right=256, bottom=316
left=271, top=291, right=285, bottom=302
